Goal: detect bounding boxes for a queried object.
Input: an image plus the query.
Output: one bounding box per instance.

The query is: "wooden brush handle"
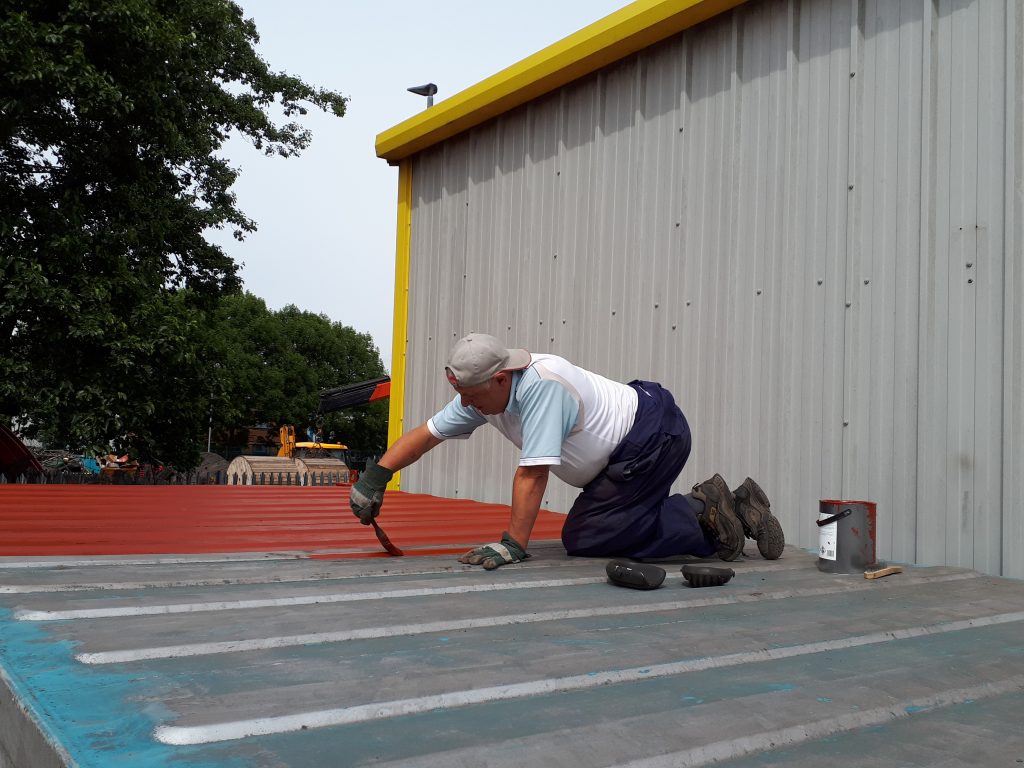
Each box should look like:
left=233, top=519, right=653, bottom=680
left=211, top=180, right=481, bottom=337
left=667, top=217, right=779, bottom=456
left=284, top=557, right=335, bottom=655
left=864, top=565, right=903, bottom=579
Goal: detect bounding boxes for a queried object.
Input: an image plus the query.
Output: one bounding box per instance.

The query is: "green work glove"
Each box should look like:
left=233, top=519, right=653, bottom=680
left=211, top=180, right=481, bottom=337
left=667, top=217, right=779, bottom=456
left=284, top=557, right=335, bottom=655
left=349, top=463, right=395, bottom=525
left=458, top=532, right=530, bottom=570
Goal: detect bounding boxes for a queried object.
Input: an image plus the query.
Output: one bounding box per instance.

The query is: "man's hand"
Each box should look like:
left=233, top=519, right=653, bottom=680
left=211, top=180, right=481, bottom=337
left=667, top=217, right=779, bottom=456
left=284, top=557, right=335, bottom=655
left=458, top=531, right=530, bottom=570
left=349, top=464, right=395, bottom=525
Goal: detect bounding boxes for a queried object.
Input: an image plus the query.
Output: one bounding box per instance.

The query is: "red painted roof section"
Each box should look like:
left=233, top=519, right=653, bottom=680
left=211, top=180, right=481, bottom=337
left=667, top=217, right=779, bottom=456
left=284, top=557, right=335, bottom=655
left=0, top=485, right=566, bottom=558
left=0, top=425, right=43, bottom=481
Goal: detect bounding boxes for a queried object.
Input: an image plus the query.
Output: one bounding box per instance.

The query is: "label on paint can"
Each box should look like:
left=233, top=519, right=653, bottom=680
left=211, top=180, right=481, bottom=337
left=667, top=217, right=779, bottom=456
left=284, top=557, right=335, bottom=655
left=818, top=513, right=837, bottom=560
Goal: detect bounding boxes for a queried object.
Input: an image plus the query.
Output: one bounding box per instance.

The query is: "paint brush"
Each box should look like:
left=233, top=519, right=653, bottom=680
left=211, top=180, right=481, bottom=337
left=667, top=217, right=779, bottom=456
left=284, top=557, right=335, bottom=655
left=336, top=480, right=403, bottom=556
left=371, top=518, right=403, bottom=556
left=864, top=563, right=902, bottom=579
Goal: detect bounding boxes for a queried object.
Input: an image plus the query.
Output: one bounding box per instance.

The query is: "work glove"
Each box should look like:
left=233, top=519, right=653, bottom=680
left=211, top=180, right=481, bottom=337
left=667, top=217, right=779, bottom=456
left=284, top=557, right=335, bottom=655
left=458, top=531, right=530, bottom=570
left=349, top=463, right=395, bottom=525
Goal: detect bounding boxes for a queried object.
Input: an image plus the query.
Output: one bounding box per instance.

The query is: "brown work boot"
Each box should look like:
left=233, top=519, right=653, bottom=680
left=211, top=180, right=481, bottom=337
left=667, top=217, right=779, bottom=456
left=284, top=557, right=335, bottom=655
left=691, top=474, right=744, bottom=561
left=733, top=477, right=785, bottom=560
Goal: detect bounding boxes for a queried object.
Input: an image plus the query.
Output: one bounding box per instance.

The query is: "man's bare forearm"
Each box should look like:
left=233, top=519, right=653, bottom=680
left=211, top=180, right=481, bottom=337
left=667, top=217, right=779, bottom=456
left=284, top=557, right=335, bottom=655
left=508, top=465, right=550, bottom=548
left=377, top=422, right=443, bottom=471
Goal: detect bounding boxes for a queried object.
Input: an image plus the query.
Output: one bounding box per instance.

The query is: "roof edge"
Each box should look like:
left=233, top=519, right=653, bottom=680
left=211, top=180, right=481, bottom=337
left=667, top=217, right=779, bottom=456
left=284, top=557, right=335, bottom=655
left=375, top=0, right=748, bottom=164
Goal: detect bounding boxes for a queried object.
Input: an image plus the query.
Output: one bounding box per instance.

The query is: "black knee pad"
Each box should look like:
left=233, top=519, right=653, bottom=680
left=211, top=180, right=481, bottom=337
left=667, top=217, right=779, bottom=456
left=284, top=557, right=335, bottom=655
left=605, top=559, right=666, bottom=590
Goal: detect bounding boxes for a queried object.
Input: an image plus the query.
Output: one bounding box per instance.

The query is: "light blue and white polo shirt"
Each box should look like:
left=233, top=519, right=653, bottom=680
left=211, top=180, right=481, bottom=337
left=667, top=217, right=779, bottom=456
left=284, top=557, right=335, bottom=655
left=427, top=353, right=638, bottom=488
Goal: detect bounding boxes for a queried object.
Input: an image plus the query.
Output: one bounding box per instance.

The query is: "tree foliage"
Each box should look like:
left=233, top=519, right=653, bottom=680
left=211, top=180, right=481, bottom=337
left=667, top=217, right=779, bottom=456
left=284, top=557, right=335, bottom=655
left=210, top=293, right=389, bottom=456
left=0, top=0, right=351, bottom=466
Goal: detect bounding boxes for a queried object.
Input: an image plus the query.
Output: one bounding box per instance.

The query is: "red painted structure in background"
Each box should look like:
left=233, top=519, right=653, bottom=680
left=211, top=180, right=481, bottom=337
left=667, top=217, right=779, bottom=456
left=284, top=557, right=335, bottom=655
left=0, top=485, right=566, bottom=558
left=0, top=425, right=43, bottom=483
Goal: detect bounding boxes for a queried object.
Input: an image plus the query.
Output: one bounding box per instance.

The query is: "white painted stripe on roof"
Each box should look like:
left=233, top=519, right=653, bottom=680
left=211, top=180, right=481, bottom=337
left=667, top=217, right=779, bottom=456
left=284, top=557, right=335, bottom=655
left=0, top=568, right=506, bottom=593
left=616, top=674, right=1024, bottom=767
left=0, top=543, right=573, bottom=579
left=0, top=558, right=606, bottom=593
left=18, top=574, right=678, bottom=620
left=152, top=612, right=1024, bottom=745
left=1, top=575, right=333, bottom=594
left=78, top=572, right=981, bottom=664
left=0, top=547, right=604, bottom=592
left=0, top=554, right=302, bottom=568
left=6, top=559, right=815, bottom=600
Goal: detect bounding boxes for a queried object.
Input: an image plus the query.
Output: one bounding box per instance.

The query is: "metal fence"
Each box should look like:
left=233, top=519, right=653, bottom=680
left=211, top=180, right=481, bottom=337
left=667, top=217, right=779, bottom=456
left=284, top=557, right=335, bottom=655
left=0, top=470, right=351, bottom=486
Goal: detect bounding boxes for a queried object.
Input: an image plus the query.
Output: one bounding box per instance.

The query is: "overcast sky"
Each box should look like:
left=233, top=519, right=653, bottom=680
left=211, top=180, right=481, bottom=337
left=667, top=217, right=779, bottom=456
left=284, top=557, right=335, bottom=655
left=205, top=1, right=625, bottom=371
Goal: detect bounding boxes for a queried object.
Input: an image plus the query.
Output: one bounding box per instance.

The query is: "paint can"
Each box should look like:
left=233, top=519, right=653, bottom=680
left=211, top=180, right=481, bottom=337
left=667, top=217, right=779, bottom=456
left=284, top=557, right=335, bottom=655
left=816, top=500, right=876, bottom=574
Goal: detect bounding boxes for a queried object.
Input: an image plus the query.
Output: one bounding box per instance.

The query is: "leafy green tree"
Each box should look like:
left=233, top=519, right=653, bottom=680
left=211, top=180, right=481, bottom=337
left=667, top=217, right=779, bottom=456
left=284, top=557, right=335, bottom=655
left=0, top=0, right=347, bottom=466
left=210, top=293, right=388, bottom=455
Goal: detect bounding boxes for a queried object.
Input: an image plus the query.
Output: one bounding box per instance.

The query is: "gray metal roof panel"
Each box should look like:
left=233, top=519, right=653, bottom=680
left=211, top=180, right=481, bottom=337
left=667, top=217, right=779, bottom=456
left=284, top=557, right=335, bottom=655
left=2, top=545, right=1023, bottom=766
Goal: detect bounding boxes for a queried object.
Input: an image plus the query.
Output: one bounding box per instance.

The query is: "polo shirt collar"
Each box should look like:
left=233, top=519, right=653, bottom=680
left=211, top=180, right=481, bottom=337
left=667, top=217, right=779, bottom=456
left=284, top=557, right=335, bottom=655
left=503, top=370, right=525, bottom=415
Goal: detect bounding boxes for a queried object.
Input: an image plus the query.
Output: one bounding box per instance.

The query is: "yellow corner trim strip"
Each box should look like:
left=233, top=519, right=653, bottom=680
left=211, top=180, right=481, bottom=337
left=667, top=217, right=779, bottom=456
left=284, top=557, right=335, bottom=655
left=375, top=0, right=747, bottom=163
left=386, top=159, right=412, bottom=491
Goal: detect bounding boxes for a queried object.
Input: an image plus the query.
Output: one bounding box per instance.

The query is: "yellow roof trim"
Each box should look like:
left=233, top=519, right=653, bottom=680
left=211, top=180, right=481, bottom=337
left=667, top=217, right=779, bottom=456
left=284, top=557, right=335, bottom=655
left=386, top=160, right=412, bottom=491
left=375, top=0, right=748, bottom=163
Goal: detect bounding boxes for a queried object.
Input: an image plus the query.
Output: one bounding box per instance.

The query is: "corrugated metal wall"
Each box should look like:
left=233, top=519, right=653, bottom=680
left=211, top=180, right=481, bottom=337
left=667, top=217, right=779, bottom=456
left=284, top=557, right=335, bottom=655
left=398, top=0, right=1023, bottom=577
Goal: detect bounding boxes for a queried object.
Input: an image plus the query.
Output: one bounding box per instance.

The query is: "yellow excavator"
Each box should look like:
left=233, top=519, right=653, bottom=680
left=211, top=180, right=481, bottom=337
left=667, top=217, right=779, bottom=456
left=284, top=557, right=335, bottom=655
left=278, top=375, right=392, bottom=463
left=225, top=377, right=390, bottom=485
left=276, top=425, right=348, bottom=461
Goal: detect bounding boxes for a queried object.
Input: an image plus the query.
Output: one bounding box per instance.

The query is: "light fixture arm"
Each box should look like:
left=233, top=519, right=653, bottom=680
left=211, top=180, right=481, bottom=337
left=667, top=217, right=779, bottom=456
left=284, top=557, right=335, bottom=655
left=407, top=82, right=438, bottom=108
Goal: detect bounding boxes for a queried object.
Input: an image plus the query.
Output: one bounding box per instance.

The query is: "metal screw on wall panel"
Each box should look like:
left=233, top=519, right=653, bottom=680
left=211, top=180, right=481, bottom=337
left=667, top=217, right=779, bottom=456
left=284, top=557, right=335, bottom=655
left=550, top=338, right=554, bottom=343
left=611, top=311, right=616, bottom=316
left=756, top=289, right=762, bottom=295
left=850, top=71, right=856, bottom=77
left=846, top=301, right=852, bottom=307
left=968, top=279, right=974, bottom=284
left=562, top=319, right=566, bottom=324
left=843, top=420, right=849, bottom=426
left=507, top=325, right=511, bottom=330
left=864, top=279, right=870, bottom=285
left=848, top=184, right=854, bottom=190
left=539, top=320, right=543, bottom=325
left=966, top=262, right=973, bottom=268
left=686, top=301, right=691, bottom=306
left=654, top=303, right=659, bottom=308
left=675, top=222, right=680, bottom=227
left=672, top=324, right=677, bottom=330
left=553, top=253, right=557, bottom=259
left=817, top=279, right=823, bottom=285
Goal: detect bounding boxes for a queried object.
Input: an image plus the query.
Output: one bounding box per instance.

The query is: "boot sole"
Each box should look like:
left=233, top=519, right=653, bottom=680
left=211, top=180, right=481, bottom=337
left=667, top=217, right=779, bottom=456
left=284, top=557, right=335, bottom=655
left=743, top=477, right=770, bottom=506
left=715, top=506, right=745, bottom=561
left=736, top=477, right=769, bottom=538
left=693, top=474, right=745, bottom=562
left=756, top=515, right=785, bottom=559
left=737, top=477, right=785, bottom=559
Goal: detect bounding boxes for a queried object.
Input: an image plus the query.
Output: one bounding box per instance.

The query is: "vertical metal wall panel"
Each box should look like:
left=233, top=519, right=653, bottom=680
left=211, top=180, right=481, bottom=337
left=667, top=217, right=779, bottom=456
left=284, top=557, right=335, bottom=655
left=1001, top=0, right=1023, bottom=580
left=845, top=0, right=918, bottom=568
left=398, top=0, right=1022, bottom=576
left=974, top=0, right=1008, bottom=575
left=1007, top=0, right=1024, bottom=580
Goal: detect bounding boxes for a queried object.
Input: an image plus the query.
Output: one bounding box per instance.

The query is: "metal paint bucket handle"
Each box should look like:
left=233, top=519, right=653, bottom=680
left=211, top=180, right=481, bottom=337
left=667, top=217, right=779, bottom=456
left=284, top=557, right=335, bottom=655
left=817, top=508, right=853, bottom=527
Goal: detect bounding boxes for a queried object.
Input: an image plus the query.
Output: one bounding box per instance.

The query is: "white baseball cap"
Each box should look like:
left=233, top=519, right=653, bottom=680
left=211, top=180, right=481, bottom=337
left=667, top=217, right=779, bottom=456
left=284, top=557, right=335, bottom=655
left=445, top=333, right=530, bottom=388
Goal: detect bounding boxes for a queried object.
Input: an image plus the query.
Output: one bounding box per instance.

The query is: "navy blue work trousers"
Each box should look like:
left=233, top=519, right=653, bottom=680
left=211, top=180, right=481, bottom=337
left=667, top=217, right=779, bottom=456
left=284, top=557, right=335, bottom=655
left=560, top=380, right=715, bottom=559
